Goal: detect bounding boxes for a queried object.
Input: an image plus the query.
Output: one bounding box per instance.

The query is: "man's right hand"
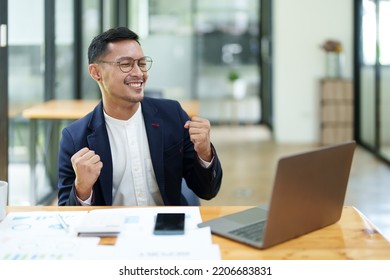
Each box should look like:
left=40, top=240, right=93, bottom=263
left=71, top=147, right=103, bottom=201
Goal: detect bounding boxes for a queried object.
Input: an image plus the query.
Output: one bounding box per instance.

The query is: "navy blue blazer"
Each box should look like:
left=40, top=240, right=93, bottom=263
left=57, top=97, right=222, bottom=206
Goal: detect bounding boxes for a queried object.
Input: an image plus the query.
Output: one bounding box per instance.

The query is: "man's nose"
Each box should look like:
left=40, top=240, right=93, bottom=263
left=130, top=63, right=143, bottom=76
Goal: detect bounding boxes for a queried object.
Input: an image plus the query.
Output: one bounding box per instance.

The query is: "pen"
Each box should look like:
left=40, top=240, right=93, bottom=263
left=57, top=213, right=70, bottom=233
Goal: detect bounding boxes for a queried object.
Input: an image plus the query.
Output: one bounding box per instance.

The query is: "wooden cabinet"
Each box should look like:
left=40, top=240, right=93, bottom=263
left=320, top=79, right=354, bottom=145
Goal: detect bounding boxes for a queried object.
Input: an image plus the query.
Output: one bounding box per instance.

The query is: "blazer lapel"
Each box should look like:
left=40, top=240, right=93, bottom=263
left=141, top=99, right=165, bottom=195
left=86, top=102, right=113, bottom=205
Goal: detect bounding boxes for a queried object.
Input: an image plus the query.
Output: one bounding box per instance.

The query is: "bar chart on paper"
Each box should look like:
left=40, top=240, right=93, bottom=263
left=0, top=211, right=98, bottom=260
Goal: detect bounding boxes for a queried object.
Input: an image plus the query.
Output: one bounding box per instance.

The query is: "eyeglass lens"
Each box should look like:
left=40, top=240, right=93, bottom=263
left=119, top=57, right=152, bottom=72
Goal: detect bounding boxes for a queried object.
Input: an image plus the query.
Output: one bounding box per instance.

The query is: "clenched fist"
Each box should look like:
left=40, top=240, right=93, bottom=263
left=184, top=116, right=213, bottom=162
left=71, top=147, right=103, bottom=200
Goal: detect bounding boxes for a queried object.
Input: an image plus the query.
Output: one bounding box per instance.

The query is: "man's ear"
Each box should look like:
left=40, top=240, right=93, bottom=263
left=88, top=64, right=101, bottom=81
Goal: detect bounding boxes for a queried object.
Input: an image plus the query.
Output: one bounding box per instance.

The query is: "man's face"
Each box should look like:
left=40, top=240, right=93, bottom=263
left=97, top=40, right=149, bottom=104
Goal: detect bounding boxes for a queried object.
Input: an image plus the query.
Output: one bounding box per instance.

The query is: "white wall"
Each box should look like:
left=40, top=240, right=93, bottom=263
left=273, top=0, right=353, bottom=143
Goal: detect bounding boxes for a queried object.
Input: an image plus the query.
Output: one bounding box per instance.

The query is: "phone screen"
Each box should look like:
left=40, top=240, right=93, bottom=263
left=153, top=213, right=185, bottom=235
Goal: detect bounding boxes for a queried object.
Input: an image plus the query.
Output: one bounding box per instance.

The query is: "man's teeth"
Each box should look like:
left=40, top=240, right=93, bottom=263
left=127, top=82, right=142, bottom=87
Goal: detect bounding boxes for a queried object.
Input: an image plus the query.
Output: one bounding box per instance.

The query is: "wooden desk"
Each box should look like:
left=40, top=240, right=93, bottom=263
left=22, top=99, right=199, bottom=205
left=6, top=205, right=390, bottom=260
left=22, top=99, right=199, bottom=120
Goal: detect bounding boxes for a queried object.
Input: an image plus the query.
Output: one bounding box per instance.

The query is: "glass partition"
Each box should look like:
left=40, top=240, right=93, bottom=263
left=379, top=0, right=390, bottom=159
left=359, top=0, right=377, bottom=149
left=8, top=0, right=48, bottom=205
left=55, top=0, right=74, bottom=99
left=82, top=0, right=101, bottom=99
left=136, top=0, right=194, bottom=101
left=358, top=0, right=390, bottom=163
left=194, top=0, right=260, bottom=124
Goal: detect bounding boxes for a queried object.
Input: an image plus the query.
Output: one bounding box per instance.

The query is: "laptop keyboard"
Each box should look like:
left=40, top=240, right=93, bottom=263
left=228, top=220, right=266, bottom=243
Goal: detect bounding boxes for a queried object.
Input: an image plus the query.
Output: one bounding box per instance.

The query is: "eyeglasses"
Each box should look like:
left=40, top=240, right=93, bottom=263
left=98, top=56, right=153, bottom=73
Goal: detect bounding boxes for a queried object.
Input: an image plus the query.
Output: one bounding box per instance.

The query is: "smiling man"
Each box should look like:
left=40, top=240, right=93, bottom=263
left=57, top=27, right=223, bottom=206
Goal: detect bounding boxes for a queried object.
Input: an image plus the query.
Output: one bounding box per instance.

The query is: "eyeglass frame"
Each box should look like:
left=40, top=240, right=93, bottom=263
left=97, top=56, right=153, bottom=73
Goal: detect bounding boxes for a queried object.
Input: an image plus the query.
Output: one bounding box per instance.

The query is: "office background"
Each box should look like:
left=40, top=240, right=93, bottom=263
left=0, top=0, right=389, bottom=216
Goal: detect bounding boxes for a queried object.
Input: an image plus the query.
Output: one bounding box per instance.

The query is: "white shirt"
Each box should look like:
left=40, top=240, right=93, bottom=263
left=106, top=104, right=164, bottom=206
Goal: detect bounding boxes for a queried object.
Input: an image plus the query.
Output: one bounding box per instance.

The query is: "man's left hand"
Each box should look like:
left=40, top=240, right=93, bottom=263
left=184, top=116, right=213, bottom=162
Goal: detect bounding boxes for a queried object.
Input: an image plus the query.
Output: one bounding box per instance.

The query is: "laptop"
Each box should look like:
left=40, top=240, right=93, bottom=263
left=198, top=141, right=356, bottom=249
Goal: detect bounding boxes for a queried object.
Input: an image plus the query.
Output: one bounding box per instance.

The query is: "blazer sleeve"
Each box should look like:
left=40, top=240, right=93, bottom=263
left=57, top=127, right=79, bottom=206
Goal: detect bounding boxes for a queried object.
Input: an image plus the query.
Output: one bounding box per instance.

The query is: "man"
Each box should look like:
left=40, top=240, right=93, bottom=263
left=57, top=27, right=223, bottom=206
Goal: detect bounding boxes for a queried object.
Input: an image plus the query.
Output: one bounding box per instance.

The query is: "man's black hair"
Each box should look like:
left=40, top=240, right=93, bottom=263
left=88, top=27, right=140, bottom=64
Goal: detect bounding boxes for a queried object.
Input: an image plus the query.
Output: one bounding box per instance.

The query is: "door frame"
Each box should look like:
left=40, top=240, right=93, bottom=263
left=259, top=0, right=273, bottom=129
left=0, top=0, right=8, bottom=182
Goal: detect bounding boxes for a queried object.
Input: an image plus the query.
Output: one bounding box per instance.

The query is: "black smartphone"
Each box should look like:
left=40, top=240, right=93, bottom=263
left=153, top=213, right=185, bottom=235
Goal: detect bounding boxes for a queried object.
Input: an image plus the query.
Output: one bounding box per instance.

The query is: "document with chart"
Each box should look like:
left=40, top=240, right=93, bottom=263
left=0, top=207, right=220, bottom=260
